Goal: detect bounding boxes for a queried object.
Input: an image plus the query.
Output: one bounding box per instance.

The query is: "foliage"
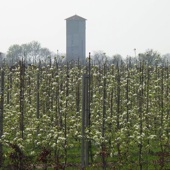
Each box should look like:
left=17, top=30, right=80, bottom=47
left=0, top=59, right=170, bottom=169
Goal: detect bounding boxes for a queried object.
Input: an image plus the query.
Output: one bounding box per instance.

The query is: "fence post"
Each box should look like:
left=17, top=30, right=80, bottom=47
left=81, top=74, right=90, bottom=168
left=36, top=62, right=40, bottom=119
left=19, top=60, right=25, bottom=139
left=0, top=69, right=4, bottom=167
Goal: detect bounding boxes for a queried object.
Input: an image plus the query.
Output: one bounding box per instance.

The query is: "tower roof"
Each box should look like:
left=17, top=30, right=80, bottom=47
left=65, top=15, right=86, bottom=21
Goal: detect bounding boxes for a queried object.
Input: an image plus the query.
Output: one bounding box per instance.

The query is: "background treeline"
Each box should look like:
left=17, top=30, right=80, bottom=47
left=1, top=41, right=170, bottom=66
left=0, top=41, right=64, bottom=66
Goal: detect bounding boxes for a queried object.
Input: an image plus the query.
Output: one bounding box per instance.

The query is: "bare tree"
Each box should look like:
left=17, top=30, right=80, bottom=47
left=6, top=45, right=22, bottom=65
left=112, top=54, right=123, bottom=66
left=6, top=41, right=52, bottom=65
left=138, top=49, right=162, bottom=65
left=91, top=51, right=108, bottom=65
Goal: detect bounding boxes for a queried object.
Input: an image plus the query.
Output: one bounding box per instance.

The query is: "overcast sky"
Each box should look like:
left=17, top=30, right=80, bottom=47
left=0, top=0, right=170, bottom=57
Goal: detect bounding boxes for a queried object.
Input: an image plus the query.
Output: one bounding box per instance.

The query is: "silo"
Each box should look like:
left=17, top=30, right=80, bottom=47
left=66, top=15, right=86, bottom=62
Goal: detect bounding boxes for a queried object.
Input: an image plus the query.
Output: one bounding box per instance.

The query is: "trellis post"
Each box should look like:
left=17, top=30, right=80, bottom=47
left=0, top=69, right=4, bottom=167
left=81, top=74, right=90, bottom=168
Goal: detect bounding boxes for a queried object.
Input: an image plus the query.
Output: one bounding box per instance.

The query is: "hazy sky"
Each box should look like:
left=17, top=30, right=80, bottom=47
left=0, top=0, right=170, bottom=57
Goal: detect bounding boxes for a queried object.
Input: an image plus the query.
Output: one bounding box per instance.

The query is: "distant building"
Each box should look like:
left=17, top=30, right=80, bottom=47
left=65, top=15, right=86, bottom=62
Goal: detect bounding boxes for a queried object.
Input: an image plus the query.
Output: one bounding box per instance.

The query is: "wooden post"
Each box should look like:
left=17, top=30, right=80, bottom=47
left=0, top=69, right=4, bottom=167
left=64, top=62, right=69, bottom=166
left=36, top=62, right=40, bottom=119
left=19, top=61, right=25, bottom=139
left=81, top=74, right=89, bottom=168
left=138, top=61, right=144, bottom=170
left=7, top=67, right=12, bottom=104
left=102, top=63, right=107, bottom=170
